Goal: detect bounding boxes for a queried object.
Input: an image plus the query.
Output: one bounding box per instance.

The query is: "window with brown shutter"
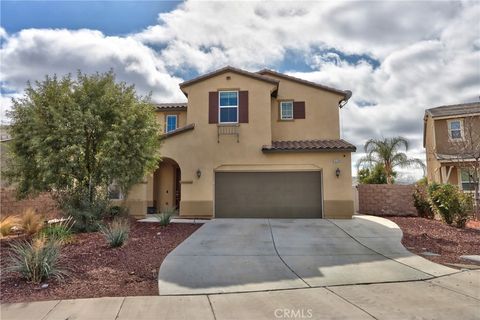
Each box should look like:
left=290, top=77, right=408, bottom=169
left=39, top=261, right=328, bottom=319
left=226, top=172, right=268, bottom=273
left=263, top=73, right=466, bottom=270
left=219, top=91, right=238, bottom=123
left=239, top=91, right=248, bottom=123
left=208, top=91, right=219, bottom=123
left=293, top=101, right=305, bottom=119
left=279, top=101, right=294, bottom=120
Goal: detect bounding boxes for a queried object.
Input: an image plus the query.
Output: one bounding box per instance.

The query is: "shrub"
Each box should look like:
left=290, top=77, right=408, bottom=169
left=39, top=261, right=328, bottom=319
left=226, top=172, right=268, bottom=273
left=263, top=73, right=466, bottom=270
left=21, top=208, right=44, bottom=236
left=104, top=205, right=129, bottom=220
left=155, top=207, right=176, bottom=226
left=7, top=236, right=67, bottom=283
left=0, top=215, right=20, bottom=238
left=428, top=183, right=473, bottom=227
left=412, top=178, right=434, bottom=219
left=40, top=217, right=74, bottom=244
left=60, top=192, right=109, bottom=232
left=358, top=164, right=394, bottom=184
left=100, top=218, right=130, bottom=247
left=454, top=192, right=474, bottom=228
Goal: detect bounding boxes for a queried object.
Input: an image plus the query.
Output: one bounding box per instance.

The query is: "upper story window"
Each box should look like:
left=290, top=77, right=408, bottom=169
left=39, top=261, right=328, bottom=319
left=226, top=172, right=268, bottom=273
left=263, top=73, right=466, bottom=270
left=166, top=115, right=178, bottom=133
left=280, top=101, right=294, bottom=120
left=448, top=119, right=463, bottom=140
left=219, top=91, right=238, bottom=123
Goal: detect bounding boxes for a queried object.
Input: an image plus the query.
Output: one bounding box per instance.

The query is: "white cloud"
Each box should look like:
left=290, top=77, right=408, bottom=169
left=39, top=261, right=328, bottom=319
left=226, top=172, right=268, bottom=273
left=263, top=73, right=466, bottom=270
left=0, top=93, right=20, bottom=124
left=0, top=27, right=7, bottom=39
left=0, top=28, right=186, bottom=107
left=134, top=0, right=463, bottom=69
left=1, top=0, right=479, bottom=179
left=284, top=2, right=480, bottom=178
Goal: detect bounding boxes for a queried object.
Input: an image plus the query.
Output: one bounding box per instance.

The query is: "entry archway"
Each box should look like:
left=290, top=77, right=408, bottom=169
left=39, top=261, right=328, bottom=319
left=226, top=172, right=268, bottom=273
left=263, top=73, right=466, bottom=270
left=152, top=158, right=181, bottom=213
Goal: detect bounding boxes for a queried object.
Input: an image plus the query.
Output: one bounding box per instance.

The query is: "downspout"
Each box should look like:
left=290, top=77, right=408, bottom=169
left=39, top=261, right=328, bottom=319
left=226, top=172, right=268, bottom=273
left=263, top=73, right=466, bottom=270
left=338, top=90, right=352, bottom=139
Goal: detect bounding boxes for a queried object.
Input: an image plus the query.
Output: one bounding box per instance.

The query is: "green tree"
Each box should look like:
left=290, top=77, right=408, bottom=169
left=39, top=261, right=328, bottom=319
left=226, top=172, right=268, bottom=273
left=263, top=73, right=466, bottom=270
left=5, top=71, right=161, bottom=225
left=357, top=137, right=425, bottom=184
left=358, top=163, right=394, bottom=184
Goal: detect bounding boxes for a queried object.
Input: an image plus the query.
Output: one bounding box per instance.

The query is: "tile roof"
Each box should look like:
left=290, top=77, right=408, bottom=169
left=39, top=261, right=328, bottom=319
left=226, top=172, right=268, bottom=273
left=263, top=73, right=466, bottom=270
left=257, top=69, right=349, bottom=97
left=262, top=139, right=356, bottom=152
left=426, top=102, right=480, bottom=118
left=155, top=103, right=187, bottom=111
left=436, top=153, right=476, bottom=162
left=162, top=123, right=195, bottom=139
left=179, top=66, right=280, bottom=88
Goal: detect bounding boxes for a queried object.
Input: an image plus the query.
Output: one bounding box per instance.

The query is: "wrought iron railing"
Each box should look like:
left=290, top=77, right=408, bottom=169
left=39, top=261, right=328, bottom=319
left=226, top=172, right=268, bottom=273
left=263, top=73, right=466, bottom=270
left=217, top=124, right=239, bottom=143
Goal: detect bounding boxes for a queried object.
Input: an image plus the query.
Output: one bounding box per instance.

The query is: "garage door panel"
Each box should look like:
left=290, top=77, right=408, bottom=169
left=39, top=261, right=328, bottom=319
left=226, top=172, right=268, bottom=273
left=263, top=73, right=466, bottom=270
left=215, top=171, right=322, bottom=218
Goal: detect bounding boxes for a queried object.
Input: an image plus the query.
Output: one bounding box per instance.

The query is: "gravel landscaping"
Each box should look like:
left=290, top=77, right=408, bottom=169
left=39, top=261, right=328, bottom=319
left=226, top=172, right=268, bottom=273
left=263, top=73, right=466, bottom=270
left=0, top=220, right=200, bottom=303
left=388, top=216, right=480, bottom=267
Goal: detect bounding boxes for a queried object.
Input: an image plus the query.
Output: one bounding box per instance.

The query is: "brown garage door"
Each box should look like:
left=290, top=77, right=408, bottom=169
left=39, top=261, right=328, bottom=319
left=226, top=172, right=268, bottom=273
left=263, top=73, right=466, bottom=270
left=215, top=171, right=322, bottom=218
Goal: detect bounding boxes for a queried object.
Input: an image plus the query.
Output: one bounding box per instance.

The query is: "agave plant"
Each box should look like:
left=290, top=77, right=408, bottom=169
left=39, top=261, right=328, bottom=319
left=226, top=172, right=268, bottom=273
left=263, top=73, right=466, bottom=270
left=155, top=207, right=177, bottom=226
left=7, top=236, right=67, bottom=283
left=100, top=218, right=130, bottom=248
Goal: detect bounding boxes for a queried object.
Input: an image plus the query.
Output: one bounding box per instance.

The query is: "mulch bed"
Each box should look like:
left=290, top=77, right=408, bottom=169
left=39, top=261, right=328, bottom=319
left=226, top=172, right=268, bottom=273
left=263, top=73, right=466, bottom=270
left=0, top=220, right=200, bottom=303
left=387, top=216, right=480, bottom=267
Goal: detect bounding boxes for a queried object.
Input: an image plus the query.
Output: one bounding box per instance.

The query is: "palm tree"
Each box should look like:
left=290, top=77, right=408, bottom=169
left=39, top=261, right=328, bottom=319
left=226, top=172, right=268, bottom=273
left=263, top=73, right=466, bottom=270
left=357, top=137, right=425, bottom=184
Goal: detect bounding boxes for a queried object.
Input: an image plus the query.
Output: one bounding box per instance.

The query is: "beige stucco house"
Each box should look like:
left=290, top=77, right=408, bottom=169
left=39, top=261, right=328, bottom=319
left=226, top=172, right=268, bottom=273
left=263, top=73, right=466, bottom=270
left=118, top=66, right=357, bottom=219
left=424, top=102, right=480, bottom=190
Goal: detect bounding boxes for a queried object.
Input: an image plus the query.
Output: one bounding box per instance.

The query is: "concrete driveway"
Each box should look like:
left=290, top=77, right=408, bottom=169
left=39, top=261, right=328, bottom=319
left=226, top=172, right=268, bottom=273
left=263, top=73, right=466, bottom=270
left=158, top=215, right=457, bottom=295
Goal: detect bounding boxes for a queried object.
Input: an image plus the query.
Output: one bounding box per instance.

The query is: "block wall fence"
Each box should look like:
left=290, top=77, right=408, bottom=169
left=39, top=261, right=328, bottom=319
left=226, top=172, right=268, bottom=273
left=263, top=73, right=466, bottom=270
left=357, top=184, right=417, bottom=216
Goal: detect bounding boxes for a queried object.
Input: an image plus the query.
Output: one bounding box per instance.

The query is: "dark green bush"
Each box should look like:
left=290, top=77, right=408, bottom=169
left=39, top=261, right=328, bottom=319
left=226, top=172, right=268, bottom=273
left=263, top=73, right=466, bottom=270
left=60, top=192, right=109, bottom=232
left=428, top=183, right=473, bottom=227
left=104, top=205, right=129, bottom=220
left=412, top=178, right=434, bottom=219
left=100, top=218, right=130, bottom=247
left=7, top=237, right=67, bottom=283
left=358, top=164, right=395, bottom=184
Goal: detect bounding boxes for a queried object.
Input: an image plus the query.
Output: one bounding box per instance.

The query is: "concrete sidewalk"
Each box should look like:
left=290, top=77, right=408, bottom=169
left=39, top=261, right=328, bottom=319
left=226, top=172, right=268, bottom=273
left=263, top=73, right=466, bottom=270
left=2, top=270, right=479, bottom=320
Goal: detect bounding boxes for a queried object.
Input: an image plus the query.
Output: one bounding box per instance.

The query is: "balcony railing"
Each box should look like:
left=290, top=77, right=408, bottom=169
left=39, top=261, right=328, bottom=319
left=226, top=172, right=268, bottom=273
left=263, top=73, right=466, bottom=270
left=217, top=124, right=239, bottom=143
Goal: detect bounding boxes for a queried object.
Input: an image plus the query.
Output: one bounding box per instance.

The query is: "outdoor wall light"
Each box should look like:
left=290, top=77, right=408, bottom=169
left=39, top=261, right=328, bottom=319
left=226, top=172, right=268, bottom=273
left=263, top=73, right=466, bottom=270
left=335, top=168, right=341, bottom=178
left=196, top=169, right=202, bottom=179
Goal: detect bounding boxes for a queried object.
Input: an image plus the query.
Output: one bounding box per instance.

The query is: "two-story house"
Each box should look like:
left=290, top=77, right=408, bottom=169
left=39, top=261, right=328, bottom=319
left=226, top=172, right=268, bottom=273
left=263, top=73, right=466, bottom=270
left=117, top=66, right=356, bottom=219
left=424, top=102, right=480, bottom=190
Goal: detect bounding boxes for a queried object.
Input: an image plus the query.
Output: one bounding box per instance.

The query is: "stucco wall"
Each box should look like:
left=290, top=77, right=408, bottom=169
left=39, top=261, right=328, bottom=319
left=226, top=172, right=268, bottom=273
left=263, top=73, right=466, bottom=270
left=156, top=110, right=187, bottom=133
left=433, top=116, right=480, bottom=155
left=116, top=179, right=149, bottom=218
left=125, top=70, right=355, bottom=218
left=267, top=75, right=343, bottom=141
left=425, top=114, right=479, bottom=186
left=425, top=116, right=441, bottom=183
left=357, top=184, right=417, bottom=216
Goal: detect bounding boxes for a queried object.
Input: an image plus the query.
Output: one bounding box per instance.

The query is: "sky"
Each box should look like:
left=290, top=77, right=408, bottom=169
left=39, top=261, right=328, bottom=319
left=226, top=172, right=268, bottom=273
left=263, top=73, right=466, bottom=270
left=1, top=0, right=479, bottom=180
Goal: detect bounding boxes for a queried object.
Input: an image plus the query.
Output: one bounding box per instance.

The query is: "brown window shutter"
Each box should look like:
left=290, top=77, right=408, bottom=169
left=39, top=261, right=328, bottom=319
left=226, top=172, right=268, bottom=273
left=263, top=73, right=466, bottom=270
left=293, top=101, right=305, bottom=119
left=208, top=91, right=219, bottom=123
left=239, top=91, right=249, bottom=123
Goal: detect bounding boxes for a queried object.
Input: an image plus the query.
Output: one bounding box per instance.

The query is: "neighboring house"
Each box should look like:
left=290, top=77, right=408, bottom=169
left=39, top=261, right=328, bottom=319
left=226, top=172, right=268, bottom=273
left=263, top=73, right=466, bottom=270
left=118, top=66, right=356, bottom=219
left=423, top=102, right=480, bottom=190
